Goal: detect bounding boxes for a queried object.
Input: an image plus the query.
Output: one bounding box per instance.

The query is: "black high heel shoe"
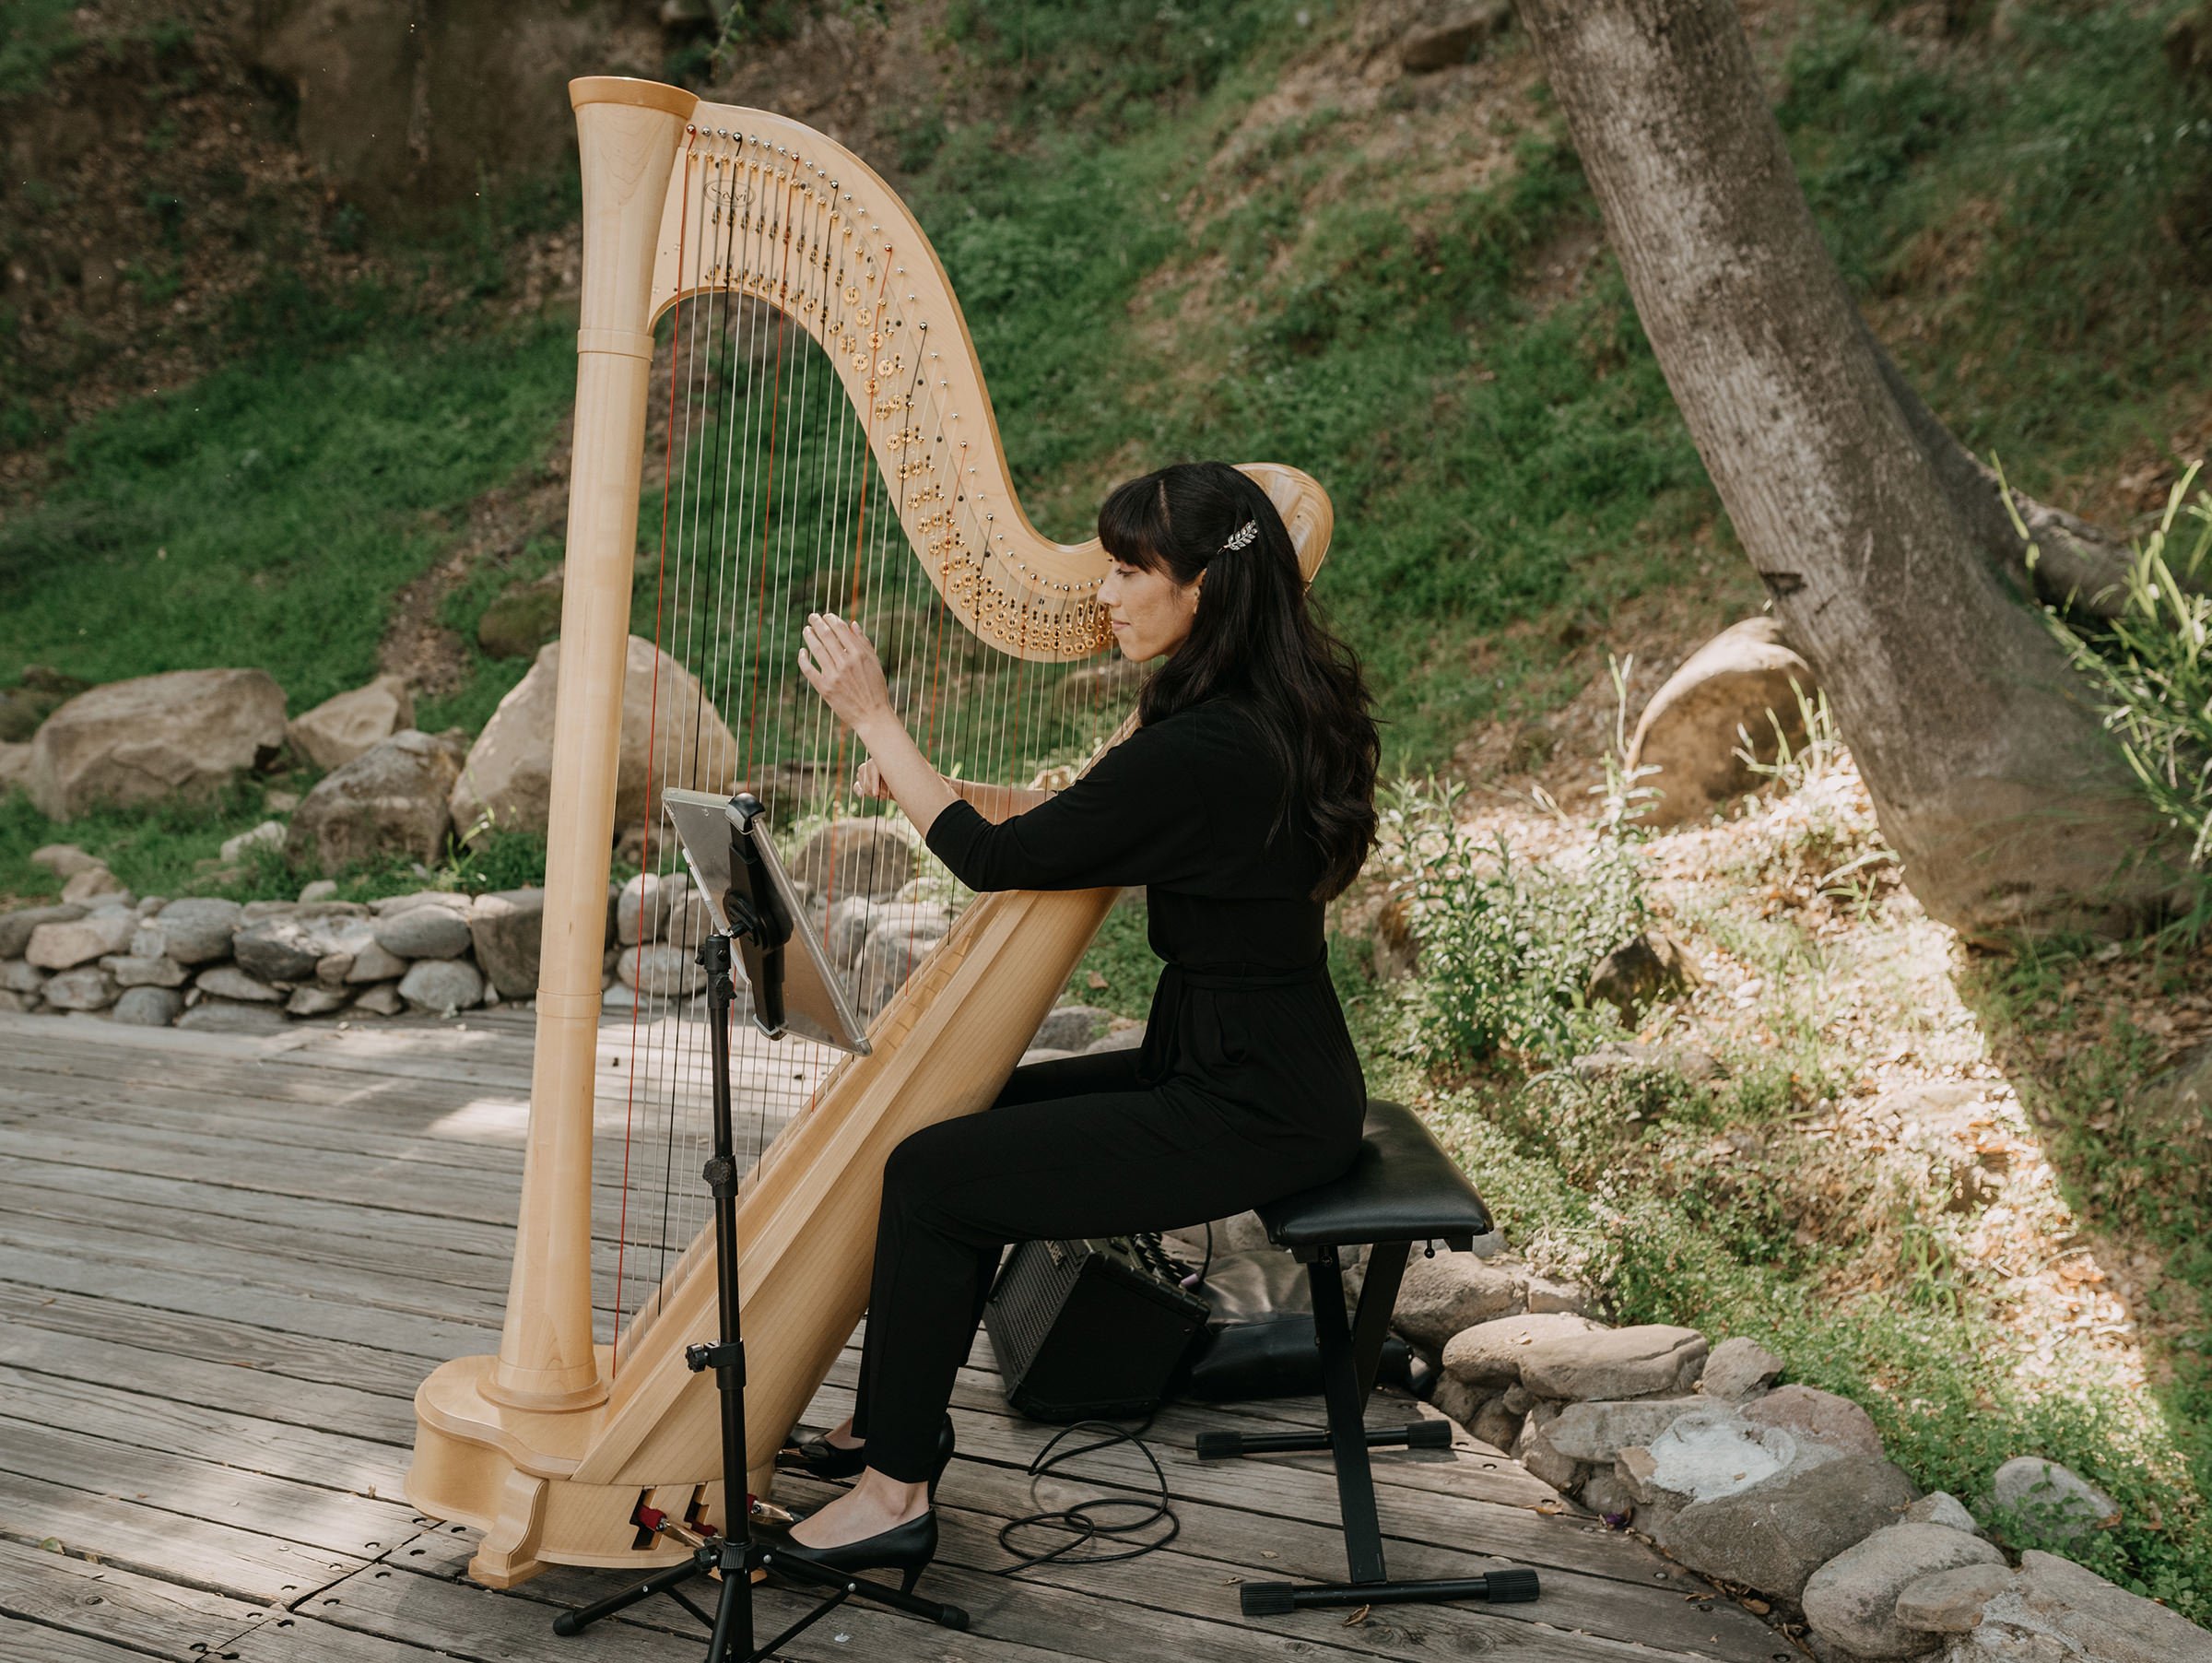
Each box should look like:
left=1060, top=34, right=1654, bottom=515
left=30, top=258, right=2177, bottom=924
left=776, top=1414, right=956, bottom=1497
left=767, top=1509, right=938, bottom=1595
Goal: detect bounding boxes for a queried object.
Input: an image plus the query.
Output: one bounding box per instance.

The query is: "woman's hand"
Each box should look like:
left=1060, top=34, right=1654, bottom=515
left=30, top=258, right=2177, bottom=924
left=853, top=758, right=891, bottom=800
left=798, top=613, right=894, bottom=732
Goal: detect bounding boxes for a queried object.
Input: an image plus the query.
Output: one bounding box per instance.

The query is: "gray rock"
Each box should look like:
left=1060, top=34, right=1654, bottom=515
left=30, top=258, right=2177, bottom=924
left=1515, top=1404, right=1586, bottom=1492
left=1990, top=1457, right=2120, bottom=1541
left=26, top=912, right=137, bottom=970
left=1701, top=1336, right=1786, bottom=1401
left=616, top=943, right=705, bottom=999
left=103, top=953, right=186, bottom=988
left=298, top=879, right=339, bottom=903
left=352, top=983, right=405, bottom=1017
left=1546, top=1397, right=1704, bottom=1464
left=1521, top=1324, right=1708, bottom=1401
left=1391, top=1251, right=1524, bottom=1349
left=2005, top=1549, right=2212, bottom=1663
left=343, top=937, right=408, bottom=985
left=1627, top=615, right=1817, bottom=826
left=287, top=728, right=465, bottom=871
left=286, top=985, right=350, bottom=1017
left=232, top=915, right=335, bottom=984
left=657, top=872, right=714, bottom=948
left=239, top=899, right=296, bottom=923
left=1428, top=1373, right=1490, bottom=1432
left=1442, top=1312, right=1604, bottom=1387
left=616, top=873, right=666, bottom=948
left=371, top=889, right=473, bottom=917
left=0, top=903, right=87, bottom=959
left=1618, top=1406, right=1797, bottom=1513
left=371, top=902, right=473, bottom=960
left=1, top=958, right=46, bottom=994
left=789, top=818, right=918, bottom=901
left=135, top=895, right=165, bottom=917
left=219, top=820, right=288, bottom=862
left=1804, top=1523, right=2006, bottom=1659
left=154, top=897, right=244, bottom=964
left=177, top=998, right=290, bottom=1034
left=469, top=889, right=544, bottom=1000
left=1523, top=1275, right=1590, bottom=1315
left=112, top=985, right=184, bottom=1026
left=41, top=967, right=118, bottom=1010
left=1744, top=1384, right=1887, bottom=1460
left=1654, top=1442, right=1920, bottom=1600
left=1902, top=1492, right=1983, bottom=1536
left=1586, top=930, right=1699, bottom=1023
left=398, top=958, right=483, bottom=1014
left=824, top=895, right=879, bottom=970
left=0, top=989, right=27, bottom=1013
left=288, top=676, right=412, bottom=771
left=858, top=906, right=952, bottom=995
left=1579, top=1468, right=1637, bottom=1526
left=27, top=667, right=288, bottom=819
left=60, top=864, right=126, bottom=904
left=1470, top=1396, right=1524, bottom=1453
left=599, top=979, right=639, bottom=1011
left=30, top=843, right=102, bottom=878
left=128, top=923, right=166, bottom=958
left=1033, top=1004, right=1114, bottom=1053
left=1893, top=1563, right=2014, bottom=1634
left=1399, top=1, right=1512, bottom=73
left=198, top=965, right=284, bottom=1003
left=1569, top=1041, right=1724, bottom=1086
left=1086, top=1025, right=1146, bottom=1054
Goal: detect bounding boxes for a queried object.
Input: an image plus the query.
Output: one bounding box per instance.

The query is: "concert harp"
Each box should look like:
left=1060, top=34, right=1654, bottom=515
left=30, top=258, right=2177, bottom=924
left=405, top=75, right=1334, bottom=1589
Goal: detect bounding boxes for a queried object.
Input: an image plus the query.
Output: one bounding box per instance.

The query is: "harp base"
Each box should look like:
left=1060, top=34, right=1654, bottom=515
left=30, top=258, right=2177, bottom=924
left=408, top=1350, right=776, bottom=1589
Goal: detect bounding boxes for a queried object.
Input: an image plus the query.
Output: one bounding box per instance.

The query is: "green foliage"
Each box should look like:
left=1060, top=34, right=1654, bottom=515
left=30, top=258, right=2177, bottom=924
left=2033, top=463, right=2212, bottom=930
left=1388, top=778, right=1645, bottom=1069
left=1066, top=896, right=1157, bottom=1021
left=0, top=322, right=574, bottom=712
left=0, top=0, right=77, bottom=101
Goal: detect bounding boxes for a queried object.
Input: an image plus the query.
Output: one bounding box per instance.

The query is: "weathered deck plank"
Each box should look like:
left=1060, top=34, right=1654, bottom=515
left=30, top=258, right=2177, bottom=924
left=0, top=1008, right=1783, bottom=1662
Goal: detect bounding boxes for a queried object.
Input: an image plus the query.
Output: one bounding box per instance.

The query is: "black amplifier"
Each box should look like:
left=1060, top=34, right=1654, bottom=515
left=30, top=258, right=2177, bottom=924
left=983, top=1233, right=1210, bottom=1421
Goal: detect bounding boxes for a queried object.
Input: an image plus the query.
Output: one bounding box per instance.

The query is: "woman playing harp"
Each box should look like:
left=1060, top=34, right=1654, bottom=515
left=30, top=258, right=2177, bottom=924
left=775, top=459, right=1382, bottom=1585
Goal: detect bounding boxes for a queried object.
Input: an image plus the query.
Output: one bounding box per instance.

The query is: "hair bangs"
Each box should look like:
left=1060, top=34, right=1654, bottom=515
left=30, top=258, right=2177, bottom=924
left=1097, top=474, right=1178, bottom=574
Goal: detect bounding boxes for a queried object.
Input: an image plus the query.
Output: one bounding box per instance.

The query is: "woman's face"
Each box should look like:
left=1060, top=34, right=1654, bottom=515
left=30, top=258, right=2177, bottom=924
left=1098, top=555, right=1202, bottom=661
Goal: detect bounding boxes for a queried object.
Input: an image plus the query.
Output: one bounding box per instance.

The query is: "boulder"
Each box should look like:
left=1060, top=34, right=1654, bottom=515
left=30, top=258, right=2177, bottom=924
left=1399, top=1, right=1512, bottom=73
left=1891, top=1563, right=2013, bottom=1634
left=1391, top=1253, right=1524, bottom=1349
left=1544, top=1397, right=1704, bottom=1464
left=1520, top=1324, right=1708, bottom=1401
left=791, top=819, right=920, bottom=902
left=343, top=936, right=408, bottom=985
left=1989, top=1457, right=2120, bottom=1540
left=1, top=960, right=45, bottom=995
left=0, top=741, right=29, bottom=791
left=398, top=958, right=483, bottom=1014
left=1469, top=1395, right=1524, bottom=1452
left=371, top=902, right=473, bottom=961
left=1524, top=1275, right=1591, bottom=1315
left=153, top=897, right=245, bottom=965
left=1701, top=1336, right=1785, bottom=1401
left=2002, top=1550, right=2212, bottom=1663
left=1586, top=931, right=1699, bottom=1023
left=1428, top=1373, right=1489, bottom=1432
left=824, top=895, right=880, bottom=970
left=0, top=903, right=87, bottom=959
left=469, top=889, right=545, bottom=1000
left=198, top=965, right=285, bottom=1003
left=1650, top=1434, right=1920, bottom=1600
left=1570, top=1041, right=1723, bottom=1086
left=30, top=843, right=103, bottom=878
left=372, top=890, right=473, bottom=916
left=1803, top=1523, right=2006, bottom=1659
left=27, top=668, right=288, bottom=820
left=60, top=866, right=127, bottom=904
left=1441, top=1311, right=1604, bottom=1387
left=25, top=912, right=135, bottom=970
left=112, top=985, right=184, bottom=1026
left=178, top=999, right=290, bottom=1034
left=616, top=873, right=668, bottom=948
left=289, top=730, right=466, bottom=871
left=353, top=983, right=405, bottom=1016
left=857, top=907, right=952, bottom=1001
left=41, top=967, right=118, bottom=1010
left=220, top=820, right=287, bottom=863
left=1033, top=1004, right=1113, bottom=1053
left=476, top=579, right=563, bottom=659
left=448, top=638, right=735, bottom=842
left=1626, top=617, right=1816, bottom=827
left=233, top=914, right=349, bottom=985
left=1902, top=1492, right=1982, bottom=1536
left=1514, top=1404, right=1585, bottom=1492
left=660, top=872, right=713, bottom=947
left=1743, top=1384, right=1886, bottom=1460
left=286, top=985, right=350, bottom=1017
left=287, top=676, right=414, bottom=770
left=617, top=943, right=706, bottom=999
left=103, top=953, right=186, bottom=988
left=1087, top=1025, right=1146, bottom=1055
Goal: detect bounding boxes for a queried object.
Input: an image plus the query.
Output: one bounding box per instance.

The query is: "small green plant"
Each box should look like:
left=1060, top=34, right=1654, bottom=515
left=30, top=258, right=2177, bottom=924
left=2024, top=460, right=2212, bottom=934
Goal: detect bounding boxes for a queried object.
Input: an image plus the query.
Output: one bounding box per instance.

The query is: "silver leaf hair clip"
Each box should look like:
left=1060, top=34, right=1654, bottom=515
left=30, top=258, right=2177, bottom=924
left=1220, top=521, right=1259, bottom=553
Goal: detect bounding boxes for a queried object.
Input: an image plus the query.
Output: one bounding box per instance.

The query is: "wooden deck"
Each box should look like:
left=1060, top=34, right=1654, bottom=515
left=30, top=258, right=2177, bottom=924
left=0, top=1007, right=1794, bottom=1663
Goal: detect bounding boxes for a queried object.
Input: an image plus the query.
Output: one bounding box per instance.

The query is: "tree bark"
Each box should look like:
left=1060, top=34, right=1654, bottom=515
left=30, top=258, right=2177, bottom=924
left=1513, top=0, right=2180, bottom=943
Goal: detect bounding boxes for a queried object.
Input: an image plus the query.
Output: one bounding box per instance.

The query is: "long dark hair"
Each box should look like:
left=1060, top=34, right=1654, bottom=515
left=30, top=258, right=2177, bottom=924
left=1097, top=461, right=1379, bottom=902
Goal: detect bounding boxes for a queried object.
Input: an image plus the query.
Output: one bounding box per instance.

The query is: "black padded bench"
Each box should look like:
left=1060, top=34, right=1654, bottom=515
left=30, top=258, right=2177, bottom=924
left=1198, top=1099, right=1542, bottom=1615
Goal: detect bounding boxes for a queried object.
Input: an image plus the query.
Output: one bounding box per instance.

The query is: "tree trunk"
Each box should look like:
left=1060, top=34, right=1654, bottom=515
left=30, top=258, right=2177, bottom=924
left=1512, top=0, right=2180, bottom=943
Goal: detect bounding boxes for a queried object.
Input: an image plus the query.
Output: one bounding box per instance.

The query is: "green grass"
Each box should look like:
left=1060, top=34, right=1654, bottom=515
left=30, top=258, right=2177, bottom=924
left=0, top=0, right=77, bottom=101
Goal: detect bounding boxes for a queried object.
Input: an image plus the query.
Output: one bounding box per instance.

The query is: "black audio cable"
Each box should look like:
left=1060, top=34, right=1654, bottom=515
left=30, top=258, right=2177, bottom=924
left=994, top=1417, right=1182, bottom=1573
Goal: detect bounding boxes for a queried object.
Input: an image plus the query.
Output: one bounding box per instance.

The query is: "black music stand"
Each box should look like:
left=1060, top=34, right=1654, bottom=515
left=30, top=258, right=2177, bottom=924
left=551, top=792, right=966, bottom=1659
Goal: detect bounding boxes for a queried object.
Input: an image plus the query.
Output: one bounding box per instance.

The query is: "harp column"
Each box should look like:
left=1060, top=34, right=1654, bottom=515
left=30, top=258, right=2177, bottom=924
left=486, top=77, right=697, bottom=1412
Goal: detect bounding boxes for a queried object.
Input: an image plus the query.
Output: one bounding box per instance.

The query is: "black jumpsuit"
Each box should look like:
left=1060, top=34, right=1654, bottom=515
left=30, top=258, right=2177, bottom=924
left=847, top=696, right=1369, bottom=1481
